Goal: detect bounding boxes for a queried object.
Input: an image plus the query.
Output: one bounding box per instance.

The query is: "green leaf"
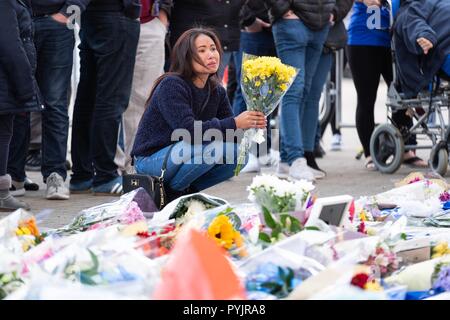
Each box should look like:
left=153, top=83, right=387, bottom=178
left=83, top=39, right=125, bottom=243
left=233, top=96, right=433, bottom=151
left=305, top=226, right=320, bottom=231
left=258, top=232, right=271, bottom=243
left=400, top=233, right=407, bottom=240
left=262, top=206, right=277, bottom=229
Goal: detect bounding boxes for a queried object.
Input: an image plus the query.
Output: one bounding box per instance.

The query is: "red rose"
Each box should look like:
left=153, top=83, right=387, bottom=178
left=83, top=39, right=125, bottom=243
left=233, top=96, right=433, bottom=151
left=351, top=273, right=370, bottom=289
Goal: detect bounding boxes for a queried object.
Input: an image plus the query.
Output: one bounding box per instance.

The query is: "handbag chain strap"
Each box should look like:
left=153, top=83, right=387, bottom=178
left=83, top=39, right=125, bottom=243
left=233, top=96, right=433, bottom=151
left=159, top=144, right=177, bottom=180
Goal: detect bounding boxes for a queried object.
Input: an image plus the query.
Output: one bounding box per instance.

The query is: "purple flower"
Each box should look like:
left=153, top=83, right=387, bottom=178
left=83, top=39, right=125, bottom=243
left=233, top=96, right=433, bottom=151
left=433, top=265, right=450, bottom=291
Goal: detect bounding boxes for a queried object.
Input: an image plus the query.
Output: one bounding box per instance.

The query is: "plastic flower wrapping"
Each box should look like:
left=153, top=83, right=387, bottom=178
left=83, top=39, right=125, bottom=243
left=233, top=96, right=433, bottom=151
left=234, top=54, right=299, bottom=175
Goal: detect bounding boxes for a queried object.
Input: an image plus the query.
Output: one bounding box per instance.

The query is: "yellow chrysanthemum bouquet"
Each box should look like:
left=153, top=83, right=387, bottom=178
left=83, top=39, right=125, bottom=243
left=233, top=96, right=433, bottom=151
left=234, top=54, right=298, bottom=175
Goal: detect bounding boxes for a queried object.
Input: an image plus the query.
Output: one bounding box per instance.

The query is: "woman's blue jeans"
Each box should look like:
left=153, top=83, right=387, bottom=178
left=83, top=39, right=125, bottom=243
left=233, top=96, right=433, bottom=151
left=135, top=141, right=243, bottom=192
left=272, top=19, right=329, bottom=165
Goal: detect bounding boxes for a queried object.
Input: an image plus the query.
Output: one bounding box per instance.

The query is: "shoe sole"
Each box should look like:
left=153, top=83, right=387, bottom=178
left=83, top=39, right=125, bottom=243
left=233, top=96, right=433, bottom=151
left=287, top=175, right=315, bottom=183
left=46, top=194, right=70, bottom=200
left=10, top=189, right=25, bottom=197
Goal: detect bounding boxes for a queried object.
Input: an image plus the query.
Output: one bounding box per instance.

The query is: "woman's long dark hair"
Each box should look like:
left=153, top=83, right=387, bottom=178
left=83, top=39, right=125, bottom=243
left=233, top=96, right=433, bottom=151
left=145, top=27, right=223, bottom=106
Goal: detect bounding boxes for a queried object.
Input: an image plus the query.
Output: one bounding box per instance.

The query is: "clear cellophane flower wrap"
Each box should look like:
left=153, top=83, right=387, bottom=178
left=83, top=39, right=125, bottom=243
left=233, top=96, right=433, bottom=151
left=234, top=54, right=299, bottom=176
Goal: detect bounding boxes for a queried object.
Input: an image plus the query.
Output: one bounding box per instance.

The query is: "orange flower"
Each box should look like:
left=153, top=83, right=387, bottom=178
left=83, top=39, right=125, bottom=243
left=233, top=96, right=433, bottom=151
left=19, top=217, right=40, bottom=237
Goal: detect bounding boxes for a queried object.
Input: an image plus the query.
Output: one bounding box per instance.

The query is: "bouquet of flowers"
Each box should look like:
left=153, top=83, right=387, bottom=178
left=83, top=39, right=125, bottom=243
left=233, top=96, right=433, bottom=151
left=248, top=174, right=314, bottom=213
left=0, top=210, right=45, bottom=253
left=247, top=174, right=314, bottom=244
left=364, top=242, right=400, bottom=277
left=135, top=222, right=179, bottom=259
left=234, top=54, right=299, bottom=175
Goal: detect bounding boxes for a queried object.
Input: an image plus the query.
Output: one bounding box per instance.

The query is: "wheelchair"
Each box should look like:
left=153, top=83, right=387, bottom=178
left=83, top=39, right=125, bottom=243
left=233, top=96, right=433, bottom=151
left=369, top=0, right=450, bottom=176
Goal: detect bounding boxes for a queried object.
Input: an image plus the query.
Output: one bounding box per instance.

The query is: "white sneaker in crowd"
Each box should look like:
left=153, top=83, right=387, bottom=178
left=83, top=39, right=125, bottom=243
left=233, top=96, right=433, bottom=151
left=259, top=150, right=280, bottom=167
left=240, top=153, right=261, bottom=173
left=330, top=133, right=342, bottom=151
left=46, top=172, right=70, bottom=200
left=288, top=158, right=315, bottom=182
left=276, top=162, right=289, bottom=179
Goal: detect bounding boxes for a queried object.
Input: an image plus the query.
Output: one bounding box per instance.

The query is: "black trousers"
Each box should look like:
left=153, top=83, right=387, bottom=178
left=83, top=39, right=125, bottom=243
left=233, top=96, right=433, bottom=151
left=0, top=114, right=14, bottom=176
left=347, top=45, right=415, bottom=157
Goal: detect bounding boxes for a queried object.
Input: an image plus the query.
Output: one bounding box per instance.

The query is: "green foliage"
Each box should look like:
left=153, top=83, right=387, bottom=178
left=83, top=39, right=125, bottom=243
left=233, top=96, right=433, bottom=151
left=258, top=206, right=308, bottom=245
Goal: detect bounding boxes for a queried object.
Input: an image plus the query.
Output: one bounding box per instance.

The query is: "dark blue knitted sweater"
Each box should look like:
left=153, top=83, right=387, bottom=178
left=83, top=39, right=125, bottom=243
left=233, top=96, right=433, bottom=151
left=131, top=75, right=237, bottom=157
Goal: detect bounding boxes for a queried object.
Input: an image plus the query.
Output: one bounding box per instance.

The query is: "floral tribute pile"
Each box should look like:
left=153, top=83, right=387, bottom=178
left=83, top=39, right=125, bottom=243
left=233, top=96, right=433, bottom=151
left=2, top=172, right=450, bottom=300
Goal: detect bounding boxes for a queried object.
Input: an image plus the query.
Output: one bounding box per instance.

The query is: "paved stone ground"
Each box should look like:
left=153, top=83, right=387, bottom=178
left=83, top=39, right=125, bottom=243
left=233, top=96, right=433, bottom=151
left=1, top=79, right=443, bottom=229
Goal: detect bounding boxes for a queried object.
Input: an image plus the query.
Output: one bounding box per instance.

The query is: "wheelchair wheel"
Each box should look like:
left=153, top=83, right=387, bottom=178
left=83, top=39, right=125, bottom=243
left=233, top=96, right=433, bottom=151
left=445, top=126, right=450, bottom=162
left=370, top=123, right=404, bottom=173
left=430, top=142, right=448, bottom=176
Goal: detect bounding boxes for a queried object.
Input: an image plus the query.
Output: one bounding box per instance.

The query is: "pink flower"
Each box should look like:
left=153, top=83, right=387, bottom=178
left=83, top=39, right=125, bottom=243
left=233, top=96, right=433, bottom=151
left=408, top=177, right=422, bottom=184
left=88, top=222, right=106, bottom=230
left=440, top=192, right=450, bottom=202
left=119, top=201, right=145, bottom=224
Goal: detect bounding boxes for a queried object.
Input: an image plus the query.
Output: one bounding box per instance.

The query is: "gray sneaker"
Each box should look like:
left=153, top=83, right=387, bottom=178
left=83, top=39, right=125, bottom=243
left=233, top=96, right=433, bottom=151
left=46, top=172, right=70, bottom=200
left=0, top=194, right=30, bottom=212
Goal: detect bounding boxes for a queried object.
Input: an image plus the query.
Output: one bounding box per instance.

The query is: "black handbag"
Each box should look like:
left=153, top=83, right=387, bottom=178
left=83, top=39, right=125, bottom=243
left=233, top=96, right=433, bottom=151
left=324, top=21, right=348, bottom=52
left=123, top=144, right=176, bottom=210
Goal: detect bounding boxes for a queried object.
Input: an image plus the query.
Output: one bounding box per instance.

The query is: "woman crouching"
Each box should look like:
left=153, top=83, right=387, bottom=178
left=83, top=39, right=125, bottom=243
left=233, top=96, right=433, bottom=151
left=131, top=28, right=266, bottom=201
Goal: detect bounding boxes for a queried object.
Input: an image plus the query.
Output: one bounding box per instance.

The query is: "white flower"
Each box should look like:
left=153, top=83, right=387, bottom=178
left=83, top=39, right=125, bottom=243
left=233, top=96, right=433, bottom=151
left=247, top=174, right=315, bottom=211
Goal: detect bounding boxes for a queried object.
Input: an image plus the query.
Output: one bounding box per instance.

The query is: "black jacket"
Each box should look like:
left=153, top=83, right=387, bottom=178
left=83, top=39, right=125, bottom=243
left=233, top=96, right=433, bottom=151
left=0, top=0, right=43, bottom=115
left=170, top=0, right=245, bottom=52
left=264, top=0, right=336, bottom=31
left=240, top=0, right=270, bottom=28
left=394, top=0, right=450, bottom=98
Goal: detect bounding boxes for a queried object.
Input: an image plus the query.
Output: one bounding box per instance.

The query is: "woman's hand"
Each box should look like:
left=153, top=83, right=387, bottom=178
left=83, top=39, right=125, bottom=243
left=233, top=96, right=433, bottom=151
left=234, top=111, right=267, bottom=129
left=417, top=37, right=434, bottom=55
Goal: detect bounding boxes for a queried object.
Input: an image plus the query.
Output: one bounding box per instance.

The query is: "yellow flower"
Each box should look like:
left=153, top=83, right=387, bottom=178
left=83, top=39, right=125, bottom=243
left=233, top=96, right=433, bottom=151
left=241, top=56, right=297, bottom=95
left=359, top=210, right=368, bottom=222
left=364, top=280, right=383, bottom=291
left=207, top=215, right=234, bottom=249
left=207, top=215, right=244, bottom=251
left=432, top=242, right=450, bottom=258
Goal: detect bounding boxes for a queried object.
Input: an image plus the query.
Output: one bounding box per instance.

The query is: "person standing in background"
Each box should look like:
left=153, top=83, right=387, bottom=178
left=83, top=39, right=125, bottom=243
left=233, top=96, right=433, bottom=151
left=347, top=0, right=426, bottom=170
left=304, top=0, right=353, bottom=175
left=115, top=0, right=173, bottom=174
left=7, top=0, right=77, bottom=200
left=69, top=0, right=140, bottom=195
left=0, top=0, right=44, bottom=211
left=233, top=0, right=277, bottom=173
left=265, top=0, right=335, bottom=182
